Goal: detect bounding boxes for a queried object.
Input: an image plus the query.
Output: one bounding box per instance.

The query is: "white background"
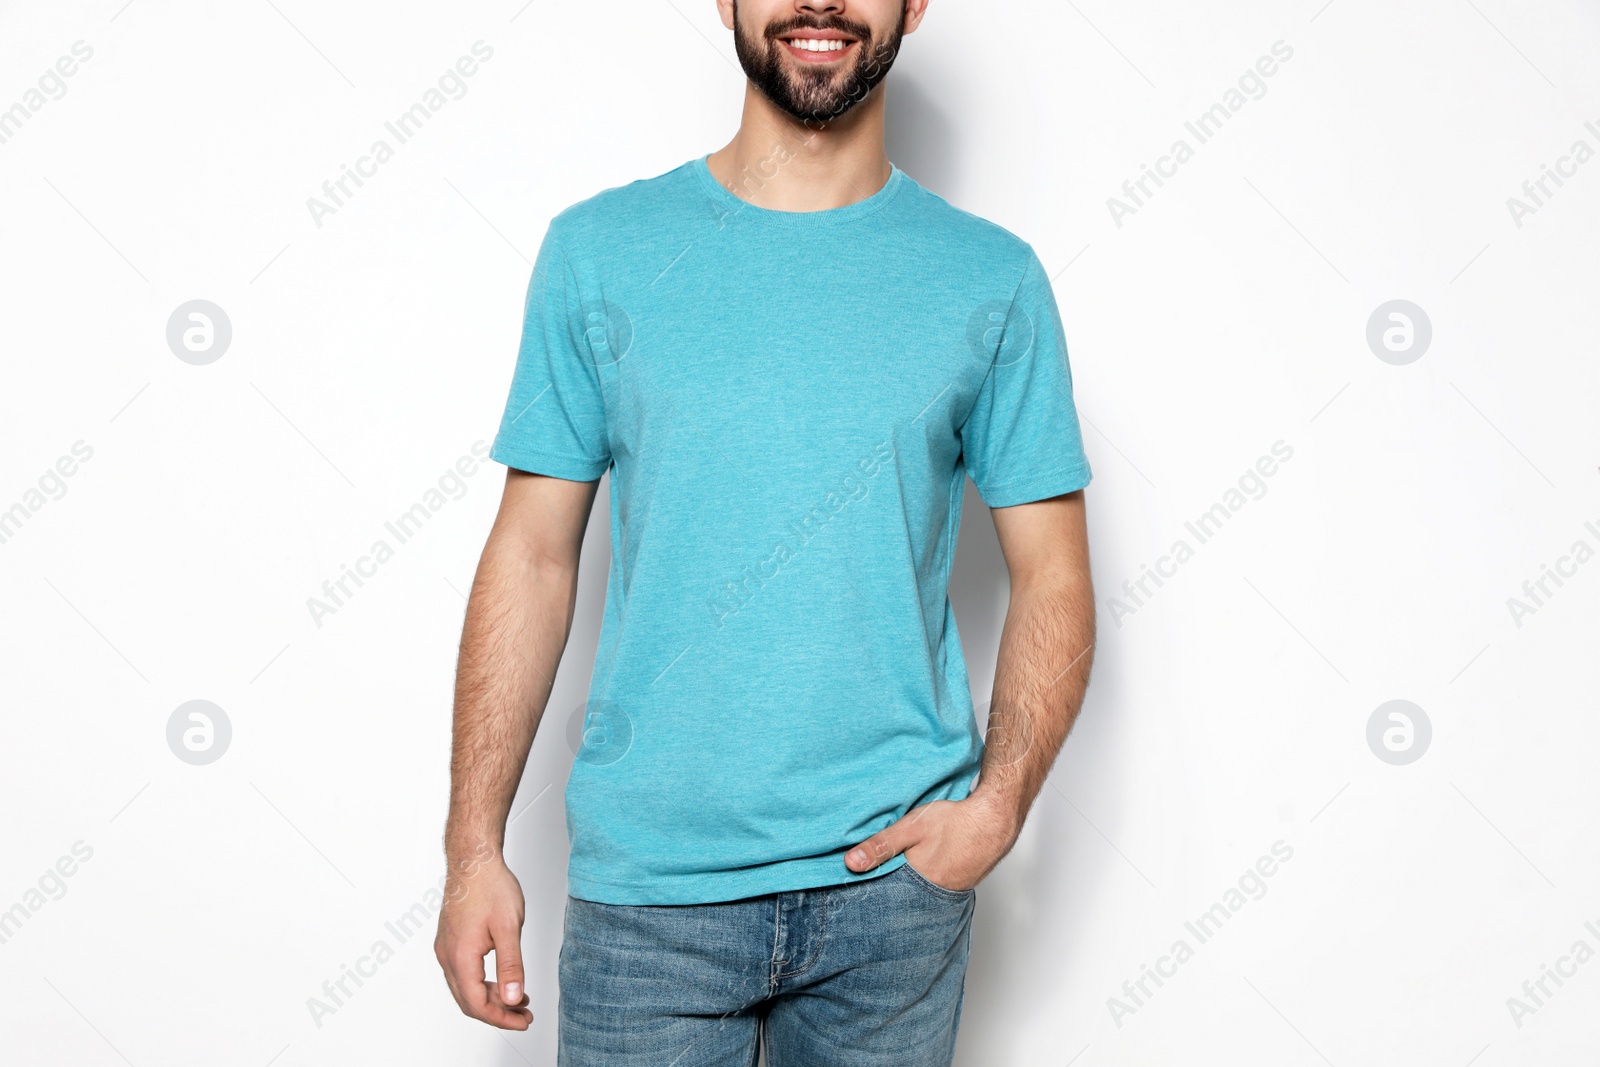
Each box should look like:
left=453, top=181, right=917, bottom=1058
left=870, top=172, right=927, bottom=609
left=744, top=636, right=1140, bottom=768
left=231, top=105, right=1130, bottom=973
left=2, top=0, right=1597, bottom=1064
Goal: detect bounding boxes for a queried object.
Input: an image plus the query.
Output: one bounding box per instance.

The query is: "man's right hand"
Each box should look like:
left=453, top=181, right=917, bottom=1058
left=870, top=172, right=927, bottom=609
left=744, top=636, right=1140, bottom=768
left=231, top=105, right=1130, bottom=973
left=434, top=854, right=534, bottom=1030
left=436, top=472, right=597, bottom=1029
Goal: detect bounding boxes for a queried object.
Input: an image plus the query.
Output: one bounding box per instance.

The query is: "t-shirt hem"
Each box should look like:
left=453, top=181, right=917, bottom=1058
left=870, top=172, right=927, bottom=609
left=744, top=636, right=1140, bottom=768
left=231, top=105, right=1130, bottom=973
left=490, top=437, right=610, bottom=482
left=975, top=460, right=1093, bottom=508
left=567, top=853, right=908, bottom=906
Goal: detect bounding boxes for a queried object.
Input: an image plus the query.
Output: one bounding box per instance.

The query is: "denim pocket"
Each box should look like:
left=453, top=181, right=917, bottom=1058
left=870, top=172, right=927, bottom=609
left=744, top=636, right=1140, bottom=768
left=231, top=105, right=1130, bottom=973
left=900, top=858, right=976, bottom=901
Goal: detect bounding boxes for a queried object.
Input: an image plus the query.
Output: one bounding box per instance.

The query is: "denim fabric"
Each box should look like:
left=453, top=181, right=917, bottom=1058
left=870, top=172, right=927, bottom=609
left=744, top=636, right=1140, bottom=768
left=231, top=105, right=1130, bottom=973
left=557, top=862, right=975, bottom=1066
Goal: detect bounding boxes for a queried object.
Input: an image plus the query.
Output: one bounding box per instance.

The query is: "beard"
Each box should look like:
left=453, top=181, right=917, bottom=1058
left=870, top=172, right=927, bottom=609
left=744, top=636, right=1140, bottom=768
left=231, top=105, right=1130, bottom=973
left=731, top=1, right=905, bottom=126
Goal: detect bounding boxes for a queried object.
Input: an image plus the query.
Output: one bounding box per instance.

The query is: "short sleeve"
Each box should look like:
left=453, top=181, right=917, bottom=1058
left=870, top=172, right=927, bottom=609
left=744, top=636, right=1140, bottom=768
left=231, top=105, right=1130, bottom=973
left=490, top=228, right=613, bottom=481
left=959, top=251, right=1092, bottom=508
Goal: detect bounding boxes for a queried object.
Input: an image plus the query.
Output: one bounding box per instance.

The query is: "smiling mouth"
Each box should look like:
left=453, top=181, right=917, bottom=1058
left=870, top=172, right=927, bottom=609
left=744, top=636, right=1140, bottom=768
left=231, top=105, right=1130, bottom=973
left=778, top=35, right=858, bottom=61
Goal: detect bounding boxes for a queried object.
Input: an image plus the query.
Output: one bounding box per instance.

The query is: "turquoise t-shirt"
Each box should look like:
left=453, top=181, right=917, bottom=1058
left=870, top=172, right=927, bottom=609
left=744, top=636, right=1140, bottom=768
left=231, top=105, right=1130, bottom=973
left=492, top=157, right=1091, bottom=905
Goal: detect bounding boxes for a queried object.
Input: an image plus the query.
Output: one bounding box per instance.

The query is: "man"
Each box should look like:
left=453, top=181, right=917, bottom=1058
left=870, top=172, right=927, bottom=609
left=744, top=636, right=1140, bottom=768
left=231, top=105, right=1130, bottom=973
left=435, top=1, right=1096, bottom=1062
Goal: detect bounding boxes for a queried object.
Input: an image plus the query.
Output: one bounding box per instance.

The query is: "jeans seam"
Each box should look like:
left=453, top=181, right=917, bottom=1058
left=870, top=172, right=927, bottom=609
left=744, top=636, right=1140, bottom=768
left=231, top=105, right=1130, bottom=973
left=768, top=895, right=783, bottom=993
left=902, top=859, right=977, bottom=901
left=774, top=890, right=825, bottom=980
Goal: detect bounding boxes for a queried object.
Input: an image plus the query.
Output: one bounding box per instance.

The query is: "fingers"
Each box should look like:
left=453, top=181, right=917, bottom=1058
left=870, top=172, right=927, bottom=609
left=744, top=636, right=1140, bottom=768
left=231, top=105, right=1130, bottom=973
left=489, top=917, right=529, bottom=1013
left=432, top=861, right=532, bottom=1030
left=486, top=980, right=532, bottom=1024
left=845, top=804, right=928, bottom=872
left=436, top=938, right=532, bottom=1031
left=456, top=944, right=533, bottom=1030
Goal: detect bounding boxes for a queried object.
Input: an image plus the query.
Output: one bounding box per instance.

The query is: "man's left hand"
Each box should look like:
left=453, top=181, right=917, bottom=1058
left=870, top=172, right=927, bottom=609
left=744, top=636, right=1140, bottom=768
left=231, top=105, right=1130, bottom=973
left=844, top=793, right=1020, bottom=892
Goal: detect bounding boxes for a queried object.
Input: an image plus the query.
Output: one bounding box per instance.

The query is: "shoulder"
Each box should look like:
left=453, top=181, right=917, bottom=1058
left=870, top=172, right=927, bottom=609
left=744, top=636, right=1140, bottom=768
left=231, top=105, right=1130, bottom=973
left=895, top=176, right=1040, bottom=272
left=546, top=160, right=701, bottom=249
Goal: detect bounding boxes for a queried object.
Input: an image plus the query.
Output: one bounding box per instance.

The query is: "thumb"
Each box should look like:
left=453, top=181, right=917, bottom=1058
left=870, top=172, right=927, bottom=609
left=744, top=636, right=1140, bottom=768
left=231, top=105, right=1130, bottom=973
left=491, top=919, right=525, bottom=1005
left=846, top=808, right=926, bottom=873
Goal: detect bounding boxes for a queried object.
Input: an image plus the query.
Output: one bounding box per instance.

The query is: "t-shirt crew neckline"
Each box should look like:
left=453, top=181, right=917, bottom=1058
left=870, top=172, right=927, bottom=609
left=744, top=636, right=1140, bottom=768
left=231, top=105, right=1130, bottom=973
left=692, top=154, right=908, bottom=226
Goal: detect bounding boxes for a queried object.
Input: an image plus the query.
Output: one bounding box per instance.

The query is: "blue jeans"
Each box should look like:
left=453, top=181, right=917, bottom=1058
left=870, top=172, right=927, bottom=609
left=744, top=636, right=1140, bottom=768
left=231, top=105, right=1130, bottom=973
left=557, top=861, right=975, bottom=1066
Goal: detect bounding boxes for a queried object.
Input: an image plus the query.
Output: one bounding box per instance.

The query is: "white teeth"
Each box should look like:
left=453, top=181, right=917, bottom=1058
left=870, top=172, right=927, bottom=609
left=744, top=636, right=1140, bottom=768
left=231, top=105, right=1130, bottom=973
left=788, top=38, right=846, bottom=52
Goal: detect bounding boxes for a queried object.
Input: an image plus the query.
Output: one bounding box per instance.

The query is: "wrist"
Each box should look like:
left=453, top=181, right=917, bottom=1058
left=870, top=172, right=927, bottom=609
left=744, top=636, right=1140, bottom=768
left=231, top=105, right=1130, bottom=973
left=966, top=786, right=1025, bottom=844
left=444, top=827, right=505, bottom=870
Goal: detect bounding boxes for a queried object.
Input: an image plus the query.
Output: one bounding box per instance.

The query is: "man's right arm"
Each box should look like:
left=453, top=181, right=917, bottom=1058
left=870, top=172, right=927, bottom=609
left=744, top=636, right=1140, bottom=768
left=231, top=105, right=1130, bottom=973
left=434, top=468, right=600, bottom=1030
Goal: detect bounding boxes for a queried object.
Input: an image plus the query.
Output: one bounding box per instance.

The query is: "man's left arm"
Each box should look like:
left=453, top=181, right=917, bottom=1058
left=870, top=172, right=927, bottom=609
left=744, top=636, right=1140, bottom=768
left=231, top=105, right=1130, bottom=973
left=845, top=489, right=1095, bottom=891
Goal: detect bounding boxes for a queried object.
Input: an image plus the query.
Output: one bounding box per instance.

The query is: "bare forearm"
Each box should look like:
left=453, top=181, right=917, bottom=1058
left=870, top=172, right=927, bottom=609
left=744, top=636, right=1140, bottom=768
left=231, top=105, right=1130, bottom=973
left=444, top=537, right=576, bottom=865
left=970, top=572, right=1095, bottom=831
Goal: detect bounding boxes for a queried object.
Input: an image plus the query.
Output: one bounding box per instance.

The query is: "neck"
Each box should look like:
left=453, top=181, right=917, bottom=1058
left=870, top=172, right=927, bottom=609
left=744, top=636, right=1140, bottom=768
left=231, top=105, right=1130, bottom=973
left=705, top=83, right=892, bottom=212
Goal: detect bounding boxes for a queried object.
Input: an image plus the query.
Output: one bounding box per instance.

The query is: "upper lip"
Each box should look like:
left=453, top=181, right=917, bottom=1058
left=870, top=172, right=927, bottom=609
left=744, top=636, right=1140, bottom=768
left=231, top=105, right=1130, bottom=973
left=779, top=29, right=857, bottom=41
